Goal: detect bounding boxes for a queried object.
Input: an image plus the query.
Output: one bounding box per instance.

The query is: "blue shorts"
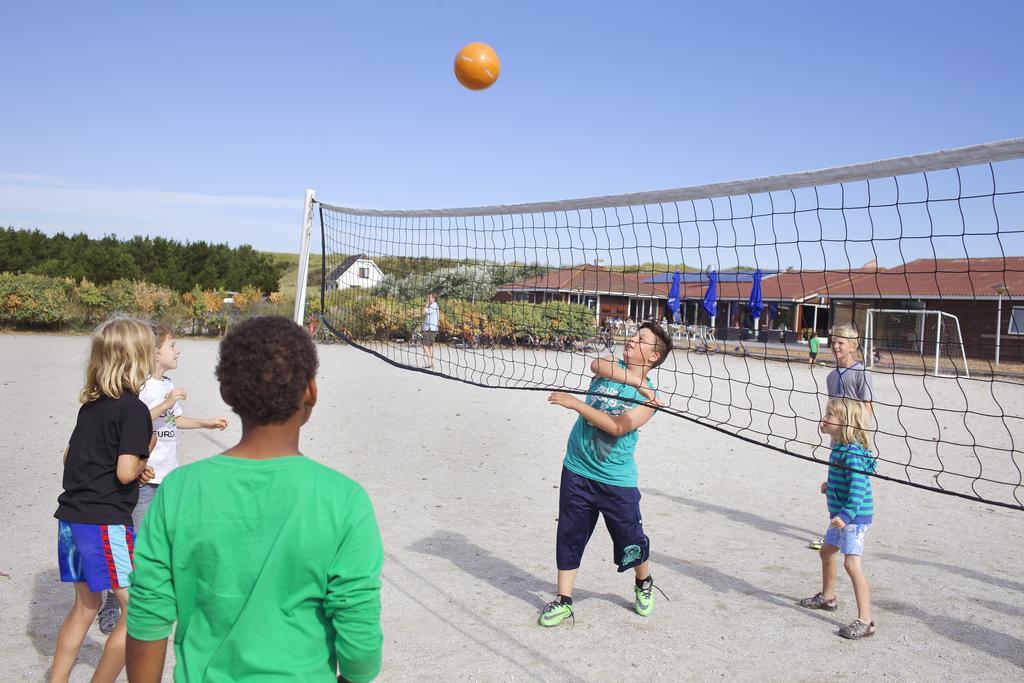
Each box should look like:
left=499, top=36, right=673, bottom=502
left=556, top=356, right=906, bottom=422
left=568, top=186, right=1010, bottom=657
left=57, top=520, right=135, bottom=592
left=824, top=523, right=869, bottom=556
left=556, top=467, right=649, bottom=572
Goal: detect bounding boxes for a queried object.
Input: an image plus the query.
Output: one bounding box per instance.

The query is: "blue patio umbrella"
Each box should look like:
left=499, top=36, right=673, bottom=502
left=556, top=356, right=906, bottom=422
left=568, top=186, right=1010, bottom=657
left=702, top=269, right=718, bottom=327
left=748, top=268, right=763, bottom=332
left=667, top=270, right=682, bottom=323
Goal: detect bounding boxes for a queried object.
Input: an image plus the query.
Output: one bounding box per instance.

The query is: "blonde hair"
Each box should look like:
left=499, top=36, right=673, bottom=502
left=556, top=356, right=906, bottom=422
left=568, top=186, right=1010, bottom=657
left=79, top=316, right=156, bottom=403
left=825, top=397, right=871, bottom=450
left=831, top=323, right=861, bottom=352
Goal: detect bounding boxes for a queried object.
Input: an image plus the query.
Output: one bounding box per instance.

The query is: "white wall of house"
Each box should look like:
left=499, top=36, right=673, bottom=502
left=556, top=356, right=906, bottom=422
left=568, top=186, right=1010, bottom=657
left=334, top=258, right=385, bottom=290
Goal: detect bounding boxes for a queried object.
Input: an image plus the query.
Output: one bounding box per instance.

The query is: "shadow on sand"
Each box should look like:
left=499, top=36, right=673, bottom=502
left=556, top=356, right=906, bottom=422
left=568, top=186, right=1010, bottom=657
left=408, top=529, right=629, bottom=611
left=874, top=553, right=1024, bottom=594
left=652, top=548, right=843, bottom=629
left=29, top=570, right=103, bottom=677
left=644, top=488, right=819, bottom=542
left=874, top=598, right=1024, bottom=669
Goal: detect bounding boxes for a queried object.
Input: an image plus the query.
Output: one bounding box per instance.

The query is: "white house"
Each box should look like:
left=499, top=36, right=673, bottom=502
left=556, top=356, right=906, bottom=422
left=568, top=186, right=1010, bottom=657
left=325, top=255, right=385, bottom=291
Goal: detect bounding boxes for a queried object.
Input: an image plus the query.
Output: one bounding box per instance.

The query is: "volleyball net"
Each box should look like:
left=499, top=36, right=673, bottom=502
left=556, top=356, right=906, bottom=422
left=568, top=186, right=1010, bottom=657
left=310, top=139, right=1024, bottom=510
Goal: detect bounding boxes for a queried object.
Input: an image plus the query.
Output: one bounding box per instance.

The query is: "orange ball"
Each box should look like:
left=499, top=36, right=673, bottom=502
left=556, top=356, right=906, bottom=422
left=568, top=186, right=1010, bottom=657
left=454, top=42, right=500, bottom=90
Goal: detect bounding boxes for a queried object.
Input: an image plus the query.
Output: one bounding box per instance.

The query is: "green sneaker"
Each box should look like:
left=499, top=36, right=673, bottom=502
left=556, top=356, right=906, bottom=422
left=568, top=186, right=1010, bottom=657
left=538, top=599, right=574, bottom=627
left=634, top=577, right=666, bottom=617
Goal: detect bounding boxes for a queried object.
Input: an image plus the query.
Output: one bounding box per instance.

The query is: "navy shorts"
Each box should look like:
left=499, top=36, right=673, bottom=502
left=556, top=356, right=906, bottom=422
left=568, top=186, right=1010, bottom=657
left=556, top=467, right=649, bottom=572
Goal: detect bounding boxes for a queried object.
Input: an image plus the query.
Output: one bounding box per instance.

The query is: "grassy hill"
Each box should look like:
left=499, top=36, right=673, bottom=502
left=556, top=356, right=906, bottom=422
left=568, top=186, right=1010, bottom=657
left=266, top=250, right=709, bottom=310
left=265, top=251, right=324, bottom=312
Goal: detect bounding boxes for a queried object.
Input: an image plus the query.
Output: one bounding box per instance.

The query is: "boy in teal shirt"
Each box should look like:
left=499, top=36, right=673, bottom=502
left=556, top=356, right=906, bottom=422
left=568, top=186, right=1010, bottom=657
left=126, top=317, right=383, bottom=682
left=542, top=322, right=672, bottom=626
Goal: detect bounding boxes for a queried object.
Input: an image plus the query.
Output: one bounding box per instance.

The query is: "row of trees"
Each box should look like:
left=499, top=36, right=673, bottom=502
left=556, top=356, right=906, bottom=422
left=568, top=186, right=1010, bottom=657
left=373, top=262, right=549, bottom=301
left=0, top=228, right=283, bottom=293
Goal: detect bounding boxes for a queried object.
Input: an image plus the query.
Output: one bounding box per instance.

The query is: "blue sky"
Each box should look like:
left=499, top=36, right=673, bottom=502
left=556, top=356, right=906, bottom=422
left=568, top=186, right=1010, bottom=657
left=2, top=1, right=1022, bottom=253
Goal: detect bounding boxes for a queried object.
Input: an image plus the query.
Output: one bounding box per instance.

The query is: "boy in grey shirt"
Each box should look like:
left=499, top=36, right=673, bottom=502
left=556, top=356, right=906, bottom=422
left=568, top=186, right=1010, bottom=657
left=826, top=324, right=874, bottom=406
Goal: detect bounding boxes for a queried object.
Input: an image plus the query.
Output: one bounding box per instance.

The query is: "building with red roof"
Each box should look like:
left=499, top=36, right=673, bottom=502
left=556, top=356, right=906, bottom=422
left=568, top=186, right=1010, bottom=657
left=495, top=256, right=1024, bottom=360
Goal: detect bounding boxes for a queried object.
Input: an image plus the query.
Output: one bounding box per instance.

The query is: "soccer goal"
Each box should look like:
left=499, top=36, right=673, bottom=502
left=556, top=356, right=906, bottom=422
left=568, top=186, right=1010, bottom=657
left=864, top=308, right=970, bottom=378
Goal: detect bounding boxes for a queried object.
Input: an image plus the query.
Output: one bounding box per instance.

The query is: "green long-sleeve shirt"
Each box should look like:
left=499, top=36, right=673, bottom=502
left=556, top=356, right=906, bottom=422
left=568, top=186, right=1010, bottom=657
left=127, top=455, right=383, bottom=682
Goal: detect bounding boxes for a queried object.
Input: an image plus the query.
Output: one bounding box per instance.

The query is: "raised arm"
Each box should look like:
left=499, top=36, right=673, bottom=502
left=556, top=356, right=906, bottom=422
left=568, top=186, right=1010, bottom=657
left=590, top=357, right=655, bottom=401
left=548, top=392, right=657, bottom=437
left=149, top=388, right=186, bottom=421
left=176, top=415, right=229, bottom=430
left=591, top=357, right=645, bottom=387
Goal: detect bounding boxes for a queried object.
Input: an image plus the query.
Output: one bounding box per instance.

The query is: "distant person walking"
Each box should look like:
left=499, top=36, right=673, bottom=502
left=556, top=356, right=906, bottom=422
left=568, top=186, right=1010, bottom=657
left=422, top=293, right=440, bottom=368
left=808, top=332, right=820, bottom=364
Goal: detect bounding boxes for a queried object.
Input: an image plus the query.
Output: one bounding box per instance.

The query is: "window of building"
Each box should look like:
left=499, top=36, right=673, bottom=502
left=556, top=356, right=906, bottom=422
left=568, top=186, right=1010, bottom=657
left=358, top=267, right=368, bottom=279
left=1009, top=306, right=1024, bottom=335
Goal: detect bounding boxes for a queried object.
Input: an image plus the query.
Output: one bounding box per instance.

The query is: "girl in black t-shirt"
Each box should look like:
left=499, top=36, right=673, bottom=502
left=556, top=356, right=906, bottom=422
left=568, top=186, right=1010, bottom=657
left=52, top=316, right=157, bottom=683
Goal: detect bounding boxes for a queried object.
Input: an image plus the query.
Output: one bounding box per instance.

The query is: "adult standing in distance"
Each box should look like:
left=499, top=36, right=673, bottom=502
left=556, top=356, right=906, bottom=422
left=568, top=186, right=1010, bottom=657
left=422, top=293, right=440, bottom=368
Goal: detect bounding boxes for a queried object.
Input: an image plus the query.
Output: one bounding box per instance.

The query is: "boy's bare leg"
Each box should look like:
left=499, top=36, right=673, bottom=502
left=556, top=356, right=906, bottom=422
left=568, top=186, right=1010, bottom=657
left=819, top=544, right=839, bottom=599
left=633, top=560, right=650, bottom=582
left=50, top=582, right=101, bottom=683
left=556, top=569, right=577, bottom=597
left=844, top=555, right=872, bottom=622
left=91, top=587, right=129, bottom=683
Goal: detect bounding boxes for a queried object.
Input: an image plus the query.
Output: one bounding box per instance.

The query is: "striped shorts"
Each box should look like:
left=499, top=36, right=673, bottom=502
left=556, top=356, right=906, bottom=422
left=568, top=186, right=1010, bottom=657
left=57, top=520, right=135, bottom=592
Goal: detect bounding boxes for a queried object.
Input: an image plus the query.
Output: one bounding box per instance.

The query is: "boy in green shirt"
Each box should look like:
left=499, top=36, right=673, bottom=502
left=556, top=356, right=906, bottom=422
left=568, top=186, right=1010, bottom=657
left=125, top=316, right=383, bottom=682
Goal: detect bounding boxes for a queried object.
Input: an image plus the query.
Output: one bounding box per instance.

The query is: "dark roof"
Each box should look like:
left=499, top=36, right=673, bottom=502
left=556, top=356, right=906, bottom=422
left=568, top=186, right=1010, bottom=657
left=820, top=257, right=1024, bottom=299
left=496, top=258, right=1024, bottom=302
left=498, top=265, right=665, bottom=297
left=325, top=254, right=367, bottom=282
left=643, top=270, right=779, bottom=284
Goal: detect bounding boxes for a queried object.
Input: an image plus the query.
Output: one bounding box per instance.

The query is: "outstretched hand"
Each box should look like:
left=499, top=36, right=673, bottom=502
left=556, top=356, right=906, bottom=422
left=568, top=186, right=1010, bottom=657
left=207, top=416, right=229, bottom=431
left=638, top=387, right=664, bottom=408
left=548, top=392, right=581, bottom=411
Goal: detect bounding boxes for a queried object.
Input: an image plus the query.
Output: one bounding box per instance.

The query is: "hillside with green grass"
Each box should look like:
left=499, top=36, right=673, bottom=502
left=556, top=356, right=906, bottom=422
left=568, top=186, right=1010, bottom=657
left=267, top=250, right=713, bottom=311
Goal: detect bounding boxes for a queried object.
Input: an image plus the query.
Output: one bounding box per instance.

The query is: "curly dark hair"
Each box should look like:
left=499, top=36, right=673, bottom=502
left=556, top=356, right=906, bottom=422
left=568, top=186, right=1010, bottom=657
left=216, top=316, right=319, bottom=424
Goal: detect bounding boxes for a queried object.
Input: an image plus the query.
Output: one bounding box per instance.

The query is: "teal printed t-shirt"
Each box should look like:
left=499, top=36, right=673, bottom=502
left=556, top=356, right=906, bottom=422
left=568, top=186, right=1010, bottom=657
left=562, top=359, right=654, bottom=488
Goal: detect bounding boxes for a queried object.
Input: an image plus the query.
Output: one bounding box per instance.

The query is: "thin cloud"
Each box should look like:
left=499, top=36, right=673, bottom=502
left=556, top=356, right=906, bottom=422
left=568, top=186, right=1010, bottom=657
left=0, top=174, right=302, bottom=249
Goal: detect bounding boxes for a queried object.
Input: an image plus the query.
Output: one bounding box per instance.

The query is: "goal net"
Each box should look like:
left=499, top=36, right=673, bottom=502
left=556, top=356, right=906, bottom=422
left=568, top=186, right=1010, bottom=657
left=864, top=309, right=970, bottom=378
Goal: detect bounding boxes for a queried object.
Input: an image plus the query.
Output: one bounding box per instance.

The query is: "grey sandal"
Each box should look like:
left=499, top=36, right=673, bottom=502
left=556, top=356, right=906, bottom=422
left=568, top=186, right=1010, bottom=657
left=799, top=592, right=838, bottom=611
left=839, top=619, right=876, bottom=639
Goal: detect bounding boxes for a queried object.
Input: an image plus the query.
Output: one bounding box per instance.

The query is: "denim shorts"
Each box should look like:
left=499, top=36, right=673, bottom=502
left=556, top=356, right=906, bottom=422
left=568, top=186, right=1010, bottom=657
left=824, top=523, right=869, bottom=556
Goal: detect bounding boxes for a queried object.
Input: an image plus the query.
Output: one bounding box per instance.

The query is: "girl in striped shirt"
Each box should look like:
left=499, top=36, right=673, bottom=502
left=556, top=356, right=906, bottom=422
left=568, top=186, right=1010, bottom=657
left=800, top=397, right=877, bottom=639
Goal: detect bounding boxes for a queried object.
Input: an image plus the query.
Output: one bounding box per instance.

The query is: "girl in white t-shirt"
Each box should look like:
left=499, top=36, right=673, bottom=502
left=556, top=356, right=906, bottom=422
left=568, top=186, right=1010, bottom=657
left=96, top=323, right=228, bottom=634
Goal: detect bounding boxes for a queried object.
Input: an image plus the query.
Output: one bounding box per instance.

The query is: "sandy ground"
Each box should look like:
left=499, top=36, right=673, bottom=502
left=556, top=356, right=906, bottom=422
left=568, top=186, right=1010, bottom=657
left=1, top=332, right=1022, bottom=681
